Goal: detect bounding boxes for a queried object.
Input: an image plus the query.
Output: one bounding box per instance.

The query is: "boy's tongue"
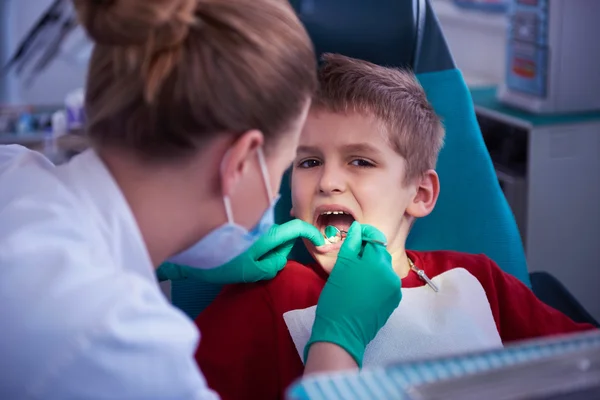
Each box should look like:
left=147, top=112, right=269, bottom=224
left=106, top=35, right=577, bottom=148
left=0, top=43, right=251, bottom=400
left=322, top=214, right=354, bottom=234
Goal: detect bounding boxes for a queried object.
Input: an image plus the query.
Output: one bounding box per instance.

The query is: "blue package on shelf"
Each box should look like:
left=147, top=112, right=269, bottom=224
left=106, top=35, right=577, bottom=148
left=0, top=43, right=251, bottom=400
left=286, top=330, right=600, bottom=400
left=453, top=0, right=508, bottom=13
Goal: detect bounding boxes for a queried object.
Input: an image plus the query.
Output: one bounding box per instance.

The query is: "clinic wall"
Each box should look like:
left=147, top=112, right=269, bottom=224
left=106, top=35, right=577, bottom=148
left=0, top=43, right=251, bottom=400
left=2, top=0, right=87, bottom=105
left=431, top=0, right=508, bottom=86
left=2, top=0, right=508, bottom=105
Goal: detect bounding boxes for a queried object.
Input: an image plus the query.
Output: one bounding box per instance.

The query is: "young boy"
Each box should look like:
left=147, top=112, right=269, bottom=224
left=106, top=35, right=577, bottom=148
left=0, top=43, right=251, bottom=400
left=194, top=54, right=595, bottom=400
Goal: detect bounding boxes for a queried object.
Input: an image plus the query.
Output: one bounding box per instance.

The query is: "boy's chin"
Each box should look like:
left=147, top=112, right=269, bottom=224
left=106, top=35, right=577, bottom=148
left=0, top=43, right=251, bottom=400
left=304, top=241, right=340, bottom=274
left=309, top=252, right=337, bottom=274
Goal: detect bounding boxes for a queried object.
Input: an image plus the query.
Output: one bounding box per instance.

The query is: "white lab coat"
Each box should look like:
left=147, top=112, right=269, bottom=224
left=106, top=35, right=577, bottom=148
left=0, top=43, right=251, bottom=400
left=0, top=145, right=219, bottom=399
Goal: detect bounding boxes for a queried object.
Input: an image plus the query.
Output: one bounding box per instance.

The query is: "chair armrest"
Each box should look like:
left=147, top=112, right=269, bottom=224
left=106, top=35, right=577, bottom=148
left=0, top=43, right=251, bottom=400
left=530, top=271, right=599, bottom=327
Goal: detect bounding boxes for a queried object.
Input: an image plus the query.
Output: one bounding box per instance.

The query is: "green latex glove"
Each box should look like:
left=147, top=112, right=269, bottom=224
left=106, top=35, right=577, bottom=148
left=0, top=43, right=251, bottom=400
left=304, top=221, right=402, bottom=368
left=157, top=219, right=325, bottom=284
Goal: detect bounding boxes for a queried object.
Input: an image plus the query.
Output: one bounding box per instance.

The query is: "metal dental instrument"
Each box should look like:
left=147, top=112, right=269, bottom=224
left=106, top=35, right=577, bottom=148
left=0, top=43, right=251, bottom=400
left=324, top=225, right=343, bottom=244
left=408, top=257, right=439, bottom=292
left=324, top=225, right=387, bottom=247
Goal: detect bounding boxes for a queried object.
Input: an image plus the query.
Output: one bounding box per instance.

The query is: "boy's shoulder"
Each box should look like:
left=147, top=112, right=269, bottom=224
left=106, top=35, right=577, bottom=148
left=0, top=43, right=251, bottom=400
left=227, top=259, right=326, bottom=293
left=261, top=260, right=327, bottom=304
left=217, top=260, right=326, bottom=313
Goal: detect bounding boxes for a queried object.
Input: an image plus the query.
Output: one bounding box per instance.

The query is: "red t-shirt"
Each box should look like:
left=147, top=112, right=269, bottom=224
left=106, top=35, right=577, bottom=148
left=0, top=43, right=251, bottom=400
left=194, top=250, right=595, bottom=400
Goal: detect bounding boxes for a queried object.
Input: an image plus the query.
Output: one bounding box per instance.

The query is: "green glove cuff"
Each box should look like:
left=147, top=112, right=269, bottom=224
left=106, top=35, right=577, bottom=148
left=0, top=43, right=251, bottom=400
left=183, top=261, right=245, bottom=284
left=156, top=263, right=189, bottom=282
left=304, top=316, right=366, bottom=369
left=156, top=262, right=237, bottom=284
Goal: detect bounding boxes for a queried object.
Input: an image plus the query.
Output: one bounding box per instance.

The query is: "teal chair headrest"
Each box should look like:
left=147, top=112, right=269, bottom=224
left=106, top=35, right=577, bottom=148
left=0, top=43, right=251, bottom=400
left=292, top=0, right=454, bottom=74
left=162, top=0, right=530, bottom=320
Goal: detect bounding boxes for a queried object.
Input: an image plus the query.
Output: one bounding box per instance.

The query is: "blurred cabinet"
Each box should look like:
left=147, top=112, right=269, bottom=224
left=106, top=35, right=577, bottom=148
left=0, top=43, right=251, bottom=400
left=472, top=86, right=600, bottom=322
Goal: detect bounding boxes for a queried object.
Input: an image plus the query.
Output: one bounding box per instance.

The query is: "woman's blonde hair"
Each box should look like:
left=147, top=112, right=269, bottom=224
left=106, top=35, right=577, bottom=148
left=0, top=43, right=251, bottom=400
left=73, top=0, right=317, bottom=161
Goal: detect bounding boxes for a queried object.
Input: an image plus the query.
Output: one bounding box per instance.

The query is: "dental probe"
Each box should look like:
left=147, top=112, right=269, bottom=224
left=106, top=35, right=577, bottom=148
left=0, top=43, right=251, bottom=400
left=324, top=225, right=438, bottom=292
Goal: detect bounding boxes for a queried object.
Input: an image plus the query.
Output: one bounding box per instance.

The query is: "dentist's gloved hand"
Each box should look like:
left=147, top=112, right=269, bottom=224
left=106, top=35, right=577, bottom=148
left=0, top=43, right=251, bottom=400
left=304, top=221, right=401, bottom=368
left=157, top=219, right=325, bottom=284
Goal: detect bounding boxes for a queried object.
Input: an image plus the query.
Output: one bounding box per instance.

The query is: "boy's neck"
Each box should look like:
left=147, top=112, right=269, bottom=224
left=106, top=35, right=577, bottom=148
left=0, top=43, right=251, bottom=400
left=390, top=248, right=412, bottom=278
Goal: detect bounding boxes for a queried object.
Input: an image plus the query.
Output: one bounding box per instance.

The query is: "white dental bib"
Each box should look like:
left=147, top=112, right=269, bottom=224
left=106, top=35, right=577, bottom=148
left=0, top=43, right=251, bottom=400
left=283, top=268, right=503, bottom=367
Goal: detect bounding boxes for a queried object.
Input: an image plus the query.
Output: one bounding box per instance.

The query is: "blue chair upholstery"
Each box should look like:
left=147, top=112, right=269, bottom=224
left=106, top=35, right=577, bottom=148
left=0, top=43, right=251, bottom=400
left=162, top=0, right=532, bottom=320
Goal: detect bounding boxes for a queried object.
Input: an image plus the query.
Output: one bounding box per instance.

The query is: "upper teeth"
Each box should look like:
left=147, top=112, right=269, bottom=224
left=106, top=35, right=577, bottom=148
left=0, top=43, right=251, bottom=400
left=321, top=211, right=349, bottom=215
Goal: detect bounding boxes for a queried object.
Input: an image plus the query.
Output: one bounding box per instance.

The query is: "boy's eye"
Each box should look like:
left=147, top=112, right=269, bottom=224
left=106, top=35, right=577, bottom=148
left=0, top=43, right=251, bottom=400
left=350, top=158, right=375, bottom=168
left=297, top=159, right=321, bottom=168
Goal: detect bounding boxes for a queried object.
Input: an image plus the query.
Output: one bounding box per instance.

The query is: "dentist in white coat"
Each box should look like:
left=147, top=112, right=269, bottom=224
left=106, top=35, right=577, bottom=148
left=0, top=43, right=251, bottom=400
left=0, top=0, right=403, bottom=398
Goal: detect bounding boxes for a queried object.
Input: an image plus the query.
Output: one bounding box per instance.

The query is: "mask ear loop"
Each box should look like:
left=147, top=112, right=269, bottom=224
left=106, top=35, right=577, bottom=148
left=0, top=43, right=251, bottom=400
left=222, top=147, right=272, bottom=226
left=223, top=195, right=235, bottom=225
left=256, top=147, right=275, bottom=205
left=220, top=149, right=236, bottom=225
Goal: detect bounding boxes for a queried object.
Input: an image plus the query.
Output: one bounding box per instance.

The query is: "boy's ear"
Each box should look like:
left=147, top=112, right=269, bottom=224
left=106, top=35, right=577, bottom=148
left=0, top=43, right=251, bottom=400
left=406, top=170, right=440, bottom=218
left=290, top=207, right=295, bottom=217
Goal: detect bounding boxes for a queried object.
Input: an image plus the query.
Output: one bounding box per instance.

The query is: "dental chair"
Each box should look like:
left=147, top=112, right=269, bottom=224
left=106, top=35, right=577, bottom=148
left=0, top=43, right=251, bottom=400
left=162, top=0, right=598, bottom=327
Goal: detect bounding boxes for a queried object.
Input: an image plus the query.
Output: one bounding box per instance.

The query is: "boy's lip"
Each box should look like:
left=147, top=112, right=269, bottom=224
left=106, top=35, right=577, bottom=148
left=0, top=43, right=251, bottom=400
left=312, top=204, right=356, bottom=226
left=313, top=241, right=343, bottom=254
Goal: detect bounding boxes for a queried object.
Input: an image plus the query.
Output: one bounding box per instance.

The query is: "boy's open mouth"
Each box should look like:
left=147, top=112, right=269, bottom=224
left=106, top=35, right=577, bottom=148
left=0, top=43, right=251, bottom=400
left=313, top=206, right=356, bottom=245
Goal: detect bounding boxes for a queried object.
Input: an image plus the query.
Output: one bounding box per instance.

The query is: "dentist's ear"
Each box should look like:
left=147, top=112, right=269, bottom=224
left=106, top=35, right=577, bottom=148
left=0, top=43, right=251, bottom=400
left=219, top=130, right=264, bottom=198
left=290, top=207, right=295, bottom=217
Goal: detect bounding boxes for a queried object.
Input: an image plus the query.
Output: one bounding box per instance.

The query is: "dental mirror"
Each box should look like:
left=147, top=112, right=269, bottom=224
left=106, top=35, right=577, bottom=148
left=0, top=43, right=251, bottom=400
left=324, top=225, right=344, bottom=244
left=324, top=225, right=388, bottom=247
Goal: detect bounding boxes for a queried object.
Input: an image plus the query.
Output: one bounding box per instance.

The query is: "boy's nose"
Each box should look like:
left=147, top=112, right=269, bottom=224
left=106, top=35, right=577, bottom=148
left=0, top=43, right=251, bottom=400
left=318, top=165, right=346, bottom=195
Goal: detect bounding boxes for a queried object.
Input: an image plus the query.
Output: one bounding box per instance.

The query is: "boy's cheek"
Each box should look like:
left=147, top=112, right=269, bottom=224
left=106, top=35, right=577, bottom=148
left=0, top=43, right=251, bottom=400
left=290, top=201, right=313, bottom=225
left=290, top=180, right=317, bottom=220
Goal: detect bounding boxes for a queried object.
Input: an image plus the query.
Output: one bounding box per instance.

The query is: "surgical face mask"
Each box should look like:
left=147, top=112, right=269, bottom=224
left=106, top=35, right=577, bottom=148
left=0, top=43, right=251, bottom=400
left=167, top=147, right=279, bottom=270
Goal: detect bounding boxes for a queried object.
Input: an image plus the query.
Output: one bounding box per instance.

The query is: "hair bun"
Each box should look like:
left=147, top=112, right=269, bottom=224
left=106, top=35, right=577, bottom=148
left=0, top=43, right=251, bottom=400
left=73, top=0, right=197, bottom=48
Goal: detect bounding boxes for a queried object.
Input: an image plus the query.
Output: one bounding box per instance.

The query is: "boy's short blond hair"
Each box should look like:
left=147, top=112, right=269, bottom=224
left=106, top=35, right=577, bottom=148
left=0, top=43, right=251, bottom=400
left=313, top=53, right=445, bottom=181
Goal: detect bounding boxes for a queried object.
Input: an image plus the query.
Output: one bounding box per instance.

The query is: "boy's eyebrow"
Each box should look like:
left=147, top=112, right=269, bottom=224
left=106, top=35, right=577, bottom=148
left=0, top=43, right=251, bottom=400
left=296, top=145, right=321, bottom=155
left=340, top=143, right=383, bottom=155
left=296, top=143, right=383, bottom=156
